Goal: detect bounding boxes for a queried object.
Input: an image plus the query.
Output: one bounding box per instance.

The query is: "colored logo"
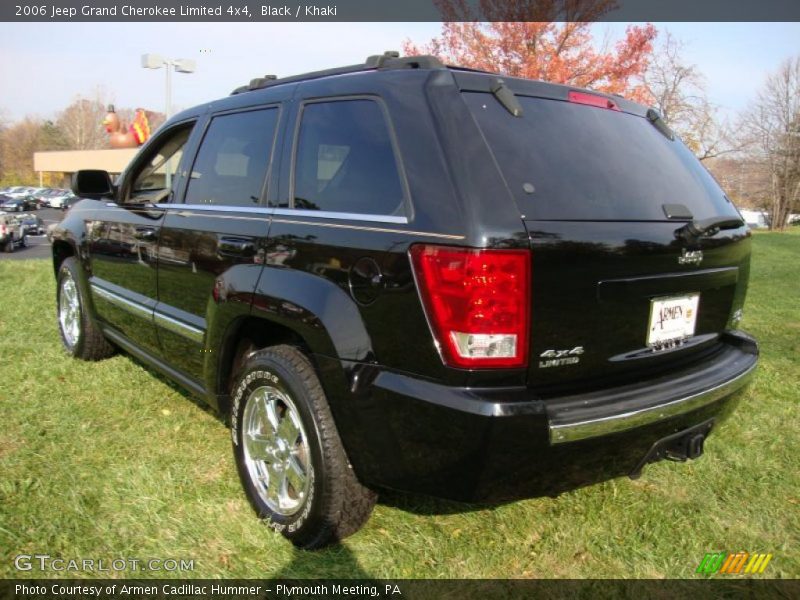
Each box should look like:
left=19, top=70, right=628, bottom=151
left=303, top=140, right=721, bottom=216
left=696, top=552, right=772, bottom=575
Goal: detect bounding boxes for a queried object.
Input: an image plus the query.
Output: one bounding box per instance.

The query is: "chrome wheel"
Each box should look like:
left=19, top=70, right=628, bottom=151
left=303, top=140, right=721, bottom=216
left=242, top=385, right=311, bottom=516
left=59, top=275, right=81, bottom=348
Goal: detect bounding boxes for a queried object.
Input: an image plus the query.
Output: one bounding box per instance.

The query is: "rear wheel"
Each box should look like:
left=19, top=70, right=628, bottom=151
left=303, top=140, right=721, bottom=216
left=57, top=257, right=115, bottom=360
left=231, top=345, right=376, bottom=548
left=4, top=236, right=13, bottom=253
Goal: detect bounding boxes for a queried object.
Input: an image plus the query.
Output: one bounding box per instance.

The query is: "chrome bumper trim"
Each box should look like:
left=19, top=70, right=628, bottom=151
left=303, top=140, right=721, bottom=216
left=549, top=362, right=757, bottom=444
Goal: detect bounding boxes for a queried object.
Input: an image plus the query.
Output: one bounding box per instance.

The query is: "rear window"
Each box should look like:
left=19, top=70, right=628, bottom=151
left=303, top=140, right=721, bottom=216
left=463, top=92, right=740, bottom=221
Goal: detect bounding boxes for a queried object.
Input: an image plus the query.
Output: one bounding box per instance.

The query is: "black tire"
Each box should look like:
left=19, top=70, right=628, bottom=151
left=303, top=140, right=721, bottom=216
left=4, top=236, right=13, bottom=253
left=19, top=235, right=27, bottom=248
left=56, top=257, right=115, bottom=360
left=231, top=345, right=377, bottom=549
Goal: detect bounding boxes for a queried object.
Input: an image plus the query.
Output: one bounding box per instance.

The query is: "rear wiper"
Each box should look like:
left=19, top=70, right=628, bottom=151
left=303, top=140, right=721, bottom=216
left=491, top=78, right=523, bottom=117
left=675, top=216, right=744, bottom=241
left=647, top=108, right=674, bottom=141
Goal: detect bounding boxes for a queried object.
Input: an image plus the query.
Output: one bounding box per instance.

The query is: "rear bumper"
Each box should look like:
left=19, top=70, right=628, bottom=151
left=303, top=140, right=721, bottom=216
left=547, top=332, right=758, bottom=444
left=334, top=331, right=758, bottom=502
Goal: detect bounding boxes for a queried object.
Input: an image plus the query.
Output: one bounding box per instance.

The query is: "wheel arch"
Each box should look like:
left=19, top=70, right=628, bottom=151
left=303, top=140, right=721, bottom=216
left=213, top=315, right=313, bottom=416
left=208, top=268, right=375, bottom=418
left=52, top=240, right=75, bottom=277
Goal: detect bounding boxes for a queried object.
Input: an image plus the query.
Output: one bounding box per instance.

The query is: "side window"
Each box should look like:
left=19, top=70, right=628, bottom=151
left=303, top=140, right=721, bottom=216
left=129, top=124, right=193, bottom=203
left=183, top=108, right=278, bottom=207
left=293, top=99, right=405, bottom=216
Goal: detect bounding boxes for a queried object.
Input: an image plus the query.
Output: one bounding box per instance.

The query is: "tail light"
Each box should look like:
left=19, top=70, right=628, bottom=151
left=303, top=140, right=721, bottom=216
left=409, top=244, right=530, bottom=369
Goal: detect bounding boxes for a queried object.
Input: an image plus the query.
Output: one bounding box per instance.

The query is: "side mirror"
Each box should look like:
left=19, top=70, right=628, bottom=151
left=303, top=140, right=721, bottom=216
left=71, top=170, right=114, bottom=200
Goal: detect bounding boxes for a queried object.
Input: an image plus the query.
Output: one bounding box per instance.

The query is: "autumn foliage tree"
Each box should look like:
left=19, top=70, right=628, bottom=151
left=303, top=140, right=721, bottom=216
left=403, top=0, right=657, bottom=102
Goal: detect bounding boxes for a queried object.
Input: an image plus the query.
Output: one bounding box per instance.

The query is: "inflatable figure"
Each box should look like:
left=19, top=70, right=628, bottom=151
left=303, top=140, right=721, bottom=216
left=103, top=105, right=151, bottom=148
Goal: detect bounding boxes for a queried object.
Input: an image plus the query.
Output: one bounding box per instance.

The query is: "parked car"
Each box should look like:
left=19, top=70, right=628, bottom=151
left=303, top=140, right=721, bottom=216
left=48, top=191, right=76, bottom=209
left=0, top=213, right=26, bottom=252
left=61, top=196, right=81, bottom=211
left=31, top=188, right=56, bottom=208
left=0, top=194, right=36, bottom=212
left=17, top=213, right=45, bottom=236
left=34, top=188, right=61, bottom=207
left=2, top=186, right=28, bottom=197
left=5, top=186, right=40, bottom=199
left=51, top=52, right=758, bottom=549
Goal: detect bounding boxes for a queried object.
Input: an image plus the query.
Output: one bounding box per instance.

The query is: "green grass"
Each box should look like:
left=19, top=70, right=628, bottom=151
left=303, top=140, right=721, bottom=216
left=1, top=232, right=798, bottom=579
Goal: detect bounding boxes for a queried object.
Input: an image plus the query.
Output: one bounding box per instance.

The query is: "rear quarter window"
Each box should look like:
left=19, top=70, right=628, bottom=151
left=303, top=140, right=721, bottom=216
left=463, top=92, right=741, bottom=222
left=292, top=99, right=405, bottom=217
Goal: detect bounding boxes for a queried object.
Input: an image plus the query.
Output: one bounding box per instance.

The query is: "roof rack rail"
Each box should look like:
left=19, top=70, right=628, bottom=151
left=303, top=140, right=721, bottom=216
left=364, top=51, right=443, bottom=70
left=230, top=51, right=445, bottom=95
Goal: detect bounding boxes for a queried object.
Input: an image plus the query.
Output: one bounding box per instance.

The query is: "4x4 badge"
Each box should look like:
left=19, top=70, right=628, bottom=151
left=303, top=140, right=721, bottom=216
left=679, top=248, right=703, bottom=265
left=539, top=346, right=584, bottom=368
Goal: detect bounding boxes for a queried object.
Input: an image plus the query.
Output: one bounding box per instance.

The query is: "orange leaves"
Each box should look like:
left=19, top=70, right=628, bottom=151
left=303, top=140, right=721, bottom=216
left=403, top=1, right=657, bottom=103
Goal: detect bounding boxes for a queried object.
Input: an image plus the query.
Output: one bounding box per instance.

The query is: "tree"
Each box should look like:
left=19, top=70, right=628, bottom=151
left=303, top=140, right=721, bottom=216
left=0, top=116, right=70, bottom=186
left=740, top=56, right=800, bottom=230
left=403, top=0, right=657, bottom=103
left=643, top=32, right=734, bottom=161
left=56, top=89, right=112, bottom=150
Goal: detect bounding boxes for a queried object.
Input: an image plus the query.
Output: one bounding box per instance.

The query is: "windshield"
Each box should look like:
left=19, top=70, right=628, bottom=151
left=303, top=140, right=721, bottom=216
left=463, top=92, right=741, bottom=221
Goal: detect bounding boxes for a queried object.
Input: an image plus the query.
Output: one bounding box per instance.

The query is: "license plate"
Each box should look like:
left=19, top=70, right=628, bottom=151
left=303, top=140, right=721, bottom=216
left=647, top=293, right=700, bottom=346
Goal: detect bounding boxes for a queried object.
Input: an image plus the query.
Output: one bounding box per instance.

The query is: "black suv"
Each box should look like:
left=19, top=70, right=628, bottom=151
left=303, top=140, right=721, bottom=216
left=52, top=53, right=758, bottom=548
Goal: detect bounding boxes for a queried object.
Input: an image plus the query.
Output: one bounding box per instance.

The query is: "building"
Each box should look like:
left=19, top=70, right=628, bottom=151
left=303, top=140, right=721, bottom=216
left=33, top=148, right=138, bottom=187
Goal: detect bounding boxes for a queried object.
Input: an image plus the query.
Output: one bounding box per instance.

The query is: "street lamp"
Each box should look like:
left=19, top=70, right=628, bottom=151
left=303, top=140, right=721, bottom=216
left=141, top=53, right=195, bottom=188
left=141, top=53, right=196, bottom=119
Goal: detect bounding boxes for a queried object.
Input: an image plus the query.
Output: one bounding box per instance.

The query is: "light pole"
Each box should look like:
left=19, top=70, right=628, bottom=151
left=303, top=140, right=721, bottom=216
left=141, top=53, right=196, bottom=119
left=141, top=53, right=195, bottom=188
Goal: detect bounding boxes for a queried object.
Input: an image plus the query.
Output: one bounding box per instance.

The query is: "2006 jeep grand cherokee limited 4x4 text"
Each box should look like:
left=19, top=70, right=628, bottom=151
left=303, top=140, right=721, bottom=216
left=52, top=52, right=758, bottom=548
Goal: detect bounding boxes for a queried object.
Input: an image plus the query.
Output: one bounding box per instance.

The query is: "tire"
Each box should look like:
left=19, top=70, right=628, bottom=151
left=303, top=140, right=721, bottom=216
left=4, top=236, right=13, bottom=253
left=56, top=257, right=115, bottom=360
left=231, top=345, right=377, bottom=549
left=19, top=235, right=27, bottom=248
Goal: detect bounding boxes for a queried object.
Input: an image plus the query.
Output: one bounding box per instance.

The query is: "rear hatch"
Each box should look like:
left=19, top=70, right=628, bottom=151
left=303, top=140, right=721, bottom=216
left=462, top=87, right=750, bottom=392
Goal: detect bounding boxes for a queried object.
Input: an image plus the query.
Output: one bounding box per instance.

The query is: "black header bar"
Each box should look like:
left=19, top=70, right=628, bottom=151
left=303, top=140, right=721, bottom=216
left=3, top=0, right=800, bottom=22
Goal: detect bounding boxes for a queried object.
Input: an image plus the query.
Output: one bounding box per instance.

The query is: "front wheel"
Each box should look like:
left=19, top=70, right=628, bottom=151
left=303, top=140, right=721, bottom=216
left=231, top=345, right=376, bottom=549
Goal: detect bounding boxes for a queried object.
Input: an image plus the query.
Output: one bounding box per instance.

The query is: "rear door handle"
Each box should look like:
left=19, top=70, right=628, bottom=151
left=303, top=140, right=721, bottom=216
left=219, top=237, right=256, bottom=257
left=134, top=227, right=158, bottom=242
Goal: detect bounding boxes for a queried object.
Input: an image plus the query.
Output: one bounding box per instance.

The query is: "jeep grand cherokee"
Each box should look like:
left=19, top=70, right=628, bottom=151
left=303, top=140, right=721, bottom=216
left=51, top=52, right=757, bottom=548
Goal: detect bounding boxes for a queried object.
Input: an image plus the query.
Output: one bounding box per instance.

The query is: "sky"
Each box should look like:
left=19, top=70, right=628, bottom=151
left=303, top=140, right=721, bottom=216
left=0, top=22, right=798, bottom=123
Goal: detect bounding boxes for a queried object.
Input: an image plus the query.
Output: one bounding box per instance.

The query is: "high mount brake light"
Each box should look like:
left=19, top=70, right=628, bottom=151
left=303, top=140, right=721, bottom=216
left=568, top=90, right=620, bottom=111
left=409, top=244, right=530, bottom=369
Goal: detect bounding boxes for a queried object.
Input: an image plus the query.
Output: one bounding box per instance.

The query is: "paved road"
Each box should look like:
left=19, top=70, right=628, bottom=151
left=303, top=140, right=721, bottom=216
left=0, top=208, right=63, bottom=261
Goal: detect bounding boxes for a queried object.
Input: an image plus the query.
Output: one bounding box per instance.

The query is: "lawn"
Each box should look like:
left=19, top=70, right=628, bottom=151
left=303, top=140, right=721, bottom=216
left=0, top=231, right=797, bottom=580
